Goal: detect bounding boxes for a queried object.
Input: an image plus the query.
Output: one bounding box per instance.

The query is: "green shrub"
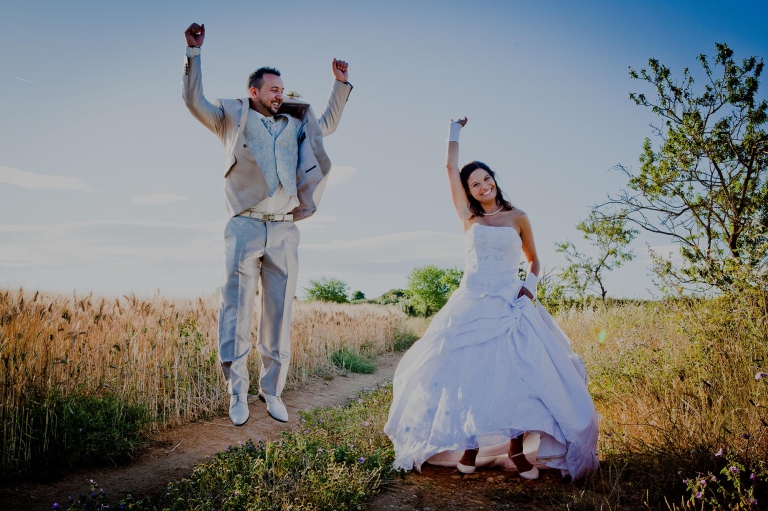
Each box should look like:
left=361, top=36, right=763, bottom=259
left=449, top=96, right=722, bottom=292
left=3, top=389, right=150, bottom=479
left=304, top=277, right=349, bottom=303
left=331, top=349, right=377, bottom=374
left=392, top=331, right=419, bottom=351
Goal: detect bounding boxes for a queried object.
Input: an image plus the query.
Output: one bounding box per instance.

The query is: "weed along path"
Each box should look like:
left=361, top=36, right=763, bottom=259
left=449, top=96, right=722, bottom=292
left=0, top=353, right=404, bottom=511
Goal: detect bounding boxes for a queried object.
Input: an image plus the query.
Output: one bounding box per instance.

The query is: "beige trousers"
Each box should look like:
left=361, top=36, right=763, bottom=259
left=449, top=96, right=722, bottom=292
left=218, top=216, right=299, bottom=396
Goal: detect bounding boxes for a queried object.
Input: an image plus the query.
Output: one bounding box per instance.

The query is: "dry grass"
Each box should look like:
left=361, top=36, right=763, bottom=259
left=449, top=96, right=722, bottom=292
left=0, top=288, right=420, bottom=477
left=556, top=293, right=768, bottom=505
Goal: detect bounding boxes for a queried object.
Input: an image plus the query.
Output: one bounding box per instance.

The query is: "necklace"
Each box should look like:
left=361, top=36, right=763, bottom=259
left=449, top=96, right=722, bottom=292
left=482, top=205, right=505, bottom=216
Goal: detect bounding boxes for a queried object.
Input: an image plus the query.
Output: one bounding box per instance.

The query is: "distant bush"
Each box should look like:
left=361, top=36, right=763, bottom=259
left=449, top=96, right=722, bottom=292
left=407, top=265, right=463, bottom=316
left=350, top=290, right=366, bottom=301
left=304, top=277, right=349, bottom=303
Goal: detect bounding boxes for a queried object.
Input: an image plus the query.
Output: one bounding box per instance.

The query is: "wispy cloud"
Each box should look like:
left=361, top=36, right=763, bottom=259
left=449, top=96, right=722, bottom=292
left=298, top=214, right=337, bottom=230
left=15, top=77, right=36, bottom=84
left=0, top=219, right=224, bottom=234
left=328, top=165, right=357, bottom=186
left=0, top=220, right=224, bottom=269
left=303, top=231, right=464, bottom=263
left=0, top=165, right=94, bottom=191
left=131, top=193, right=189, bottom=206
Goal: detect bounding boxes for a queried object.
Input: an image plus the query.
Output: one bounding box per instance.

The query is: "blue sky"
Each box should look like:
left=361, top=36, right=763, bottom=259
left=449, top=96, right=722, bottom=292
left=1, top=0, right=766, bottom=298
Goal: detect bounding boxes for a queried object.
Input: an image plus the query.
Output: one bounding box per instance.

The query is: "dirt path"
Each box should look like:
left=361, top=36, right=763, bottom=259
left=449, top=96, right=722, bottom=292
left=0, top=353, right=403, bottom=511
left=369, top=464, right=577, bottom=511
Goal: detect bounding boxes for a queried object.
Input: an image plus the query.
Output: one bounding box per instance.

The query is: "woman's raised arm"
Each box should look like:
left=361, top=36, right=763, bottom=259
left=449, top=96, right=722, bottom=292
left=446, top=118, right=471, bottom=223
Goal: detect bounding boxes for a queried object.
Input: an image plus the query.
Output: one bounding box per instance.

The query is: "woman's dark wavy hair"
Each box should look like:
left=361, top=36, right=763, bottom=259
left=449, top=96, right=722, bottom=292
left=459, top=161, right=514, bottom=218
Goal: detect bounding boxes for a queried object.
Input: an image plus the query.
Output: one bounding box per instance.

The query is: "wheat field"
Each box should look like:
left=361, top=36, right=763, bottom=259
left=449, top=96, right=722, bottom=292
left=2, top=286, right=766, bottom=504
left=0, top=288, right=420, bottom=476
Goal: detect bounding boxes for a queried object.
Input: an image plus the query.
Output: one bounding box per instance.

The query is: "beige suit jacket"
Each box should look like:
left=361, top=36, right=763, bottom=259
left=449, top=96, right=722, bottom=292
left=182, top=54, right=353, bottom=219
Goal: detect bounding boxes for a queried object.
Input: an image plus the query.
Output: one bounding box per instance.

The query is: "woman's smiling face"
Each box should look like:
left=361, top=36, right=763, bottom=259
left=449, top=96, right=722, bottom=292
left=467, top=168, right=497, bottom=203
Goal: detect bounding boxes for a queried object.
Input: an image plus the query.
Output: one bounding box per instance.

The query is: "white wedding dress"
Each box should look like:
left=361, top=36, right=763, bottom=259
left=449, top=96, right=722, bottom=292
left=384, top=224, right=599, bottom=479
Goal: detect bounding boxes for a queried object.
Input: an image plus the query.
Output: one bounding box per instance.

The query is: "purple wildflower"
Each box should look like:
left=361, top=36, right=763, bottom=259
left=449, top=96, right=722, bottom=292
left=715, top=448, right=724, bottom=457
left=750, top=499, right=758, bottom=505
left=683, top=479, right=689, bottom=484
left=358, top=457, right=366, bottom=464
left=226, top=446, right=230, bottom=451
left=695, top=491, right=702, bottom=499
left=700, top=479, right=707, bottom=486
left=750, top=473, right=756, bottom=480
left=363, top=422, right=371, bottom=427
left=742, top=433, right=751, bottom=440
left=730, top=466, right=739, bottom=473
left=755, top=371, right=767, bottom=381
left=52, top=504, right=60, bottom=510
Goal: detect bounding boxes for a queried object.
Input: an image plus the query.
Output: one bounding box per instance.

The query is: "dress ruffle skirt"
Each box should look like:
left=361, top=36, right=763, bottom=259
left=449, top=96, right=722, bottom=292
left=384, top=280, right=599, bottom=479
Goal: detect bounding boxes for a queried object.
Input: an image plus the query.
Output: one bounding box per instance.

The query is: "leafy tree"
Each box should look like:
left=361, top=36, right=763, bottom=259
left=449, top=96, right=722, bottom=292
left=374, top=289, right=408, bottom=305
left=556, top=211, right=637, bottom=300
left=407, top=265, right=463, bottom=316
left=536, top=267, right=566, bottom=308
left=350, top=290, right=366, bottom=301
left=304, top=277, right=349, bottom=303
left=601, top=43, right=767, bottom=292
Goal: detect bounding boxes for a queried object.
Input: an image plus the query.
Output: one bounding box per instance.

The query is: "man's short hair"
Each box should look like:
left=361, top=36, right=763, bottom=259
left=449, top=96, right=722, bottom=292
left=248, top=67, right=281, bottom=90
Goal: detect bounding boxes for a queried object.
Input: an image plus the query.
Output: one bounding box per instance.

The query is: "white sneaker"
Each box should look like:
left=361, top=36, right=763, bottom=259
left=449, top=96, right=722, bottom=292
left=259, top=392, right=288, bottom=422
left=229, top=393, right=250, bottom=426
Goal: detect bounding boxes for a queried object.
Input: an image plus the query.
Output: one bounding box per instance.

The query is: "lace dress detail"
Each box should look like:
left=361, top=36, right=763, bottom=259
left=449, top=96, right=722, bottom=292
left=384, top=225, right=599, bottom=479
left=462, top=225, right=520, bottom=293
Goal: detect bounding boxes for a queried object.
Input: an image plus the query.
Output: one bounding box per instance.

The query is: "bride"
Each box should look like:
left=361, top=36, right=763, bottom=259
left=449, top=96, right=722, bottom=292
left=384, top=118, right=599, bottom=480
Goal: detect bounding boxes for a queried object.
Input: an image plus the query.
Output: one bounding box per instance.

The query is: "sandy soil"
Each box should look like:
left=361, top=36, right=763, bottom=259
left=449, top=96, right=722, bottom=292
left=0, top=353, right=403, bottom=511
left=369, top=463, right=578, bottom=511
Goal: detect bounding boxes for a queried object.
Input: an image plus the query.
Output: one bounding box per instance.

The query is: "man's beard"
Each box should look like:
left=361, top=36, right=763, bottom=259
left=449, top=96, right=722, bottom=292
left=261, top=97, right=281, bottom=115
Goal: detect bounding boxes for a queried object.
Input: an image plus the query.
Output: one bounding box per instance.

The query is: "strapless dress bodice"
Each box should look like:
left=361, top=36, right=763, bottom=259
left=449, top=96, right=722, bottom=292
left=462, top=224, right=523, bottom=294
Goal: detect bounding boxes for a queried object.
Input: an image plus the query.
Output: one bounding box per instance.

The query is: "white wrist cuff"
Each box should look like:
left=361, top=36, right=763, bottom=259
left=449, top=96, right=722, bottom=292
left=186, top=46, right=201, bottom=58
left=447, top=121, right=462, bottom=143
left=523, top=273, right=539, bottom=297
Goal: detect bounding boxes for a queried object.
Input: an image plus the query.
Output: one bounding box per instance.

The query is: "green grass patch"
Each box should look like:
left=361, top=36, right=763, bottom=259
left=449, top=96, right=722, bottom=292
left=3, top=389, right=150, bottom=479
left=392, top=331, right=419, bottom=351
left=61, top=385, right=397, bottom=511
left=331, top=348, right=378, bottom=374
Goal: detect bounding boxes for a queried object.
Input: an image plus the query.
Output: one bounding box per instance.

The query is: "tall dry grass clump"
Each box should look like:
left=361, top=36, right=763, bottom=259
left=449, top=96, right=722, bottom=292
left=557, top=291, right=768, bottom=505
left=0, top=288, right=417, bottom=478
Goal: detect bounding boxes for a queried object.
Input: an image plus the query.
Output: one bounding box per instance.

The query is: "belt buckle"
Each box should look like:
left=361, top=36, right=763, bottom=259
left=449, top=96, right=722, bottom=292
left=264, top=213, right=276, bottom=222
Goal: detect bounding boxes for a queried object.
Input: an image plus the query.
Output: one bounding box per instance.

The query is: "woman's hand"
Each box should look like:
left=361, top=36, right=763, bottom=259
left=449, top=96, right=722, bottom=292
left=517, top=286, right=534, bottom=300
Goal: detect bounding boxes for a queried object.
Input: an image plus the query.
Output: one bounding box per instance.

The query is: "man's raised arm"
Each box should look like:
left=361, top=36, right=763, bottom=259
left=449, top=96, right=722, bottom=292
left=181, top=23, right=225, bottom=139
left=317, top=59, right=353, bottom=137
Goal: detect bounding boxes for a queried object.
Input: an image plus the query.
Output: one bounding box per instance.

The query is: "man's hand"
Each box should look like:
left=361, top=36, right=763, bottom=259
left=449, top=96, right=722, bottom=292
left=517, top=286, right=534, bottom=300
left=332, top=58, right=349, bottom=82
left=453, top=117, right=468, bottom=127
left=185, top=23, right=205, bottom=47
